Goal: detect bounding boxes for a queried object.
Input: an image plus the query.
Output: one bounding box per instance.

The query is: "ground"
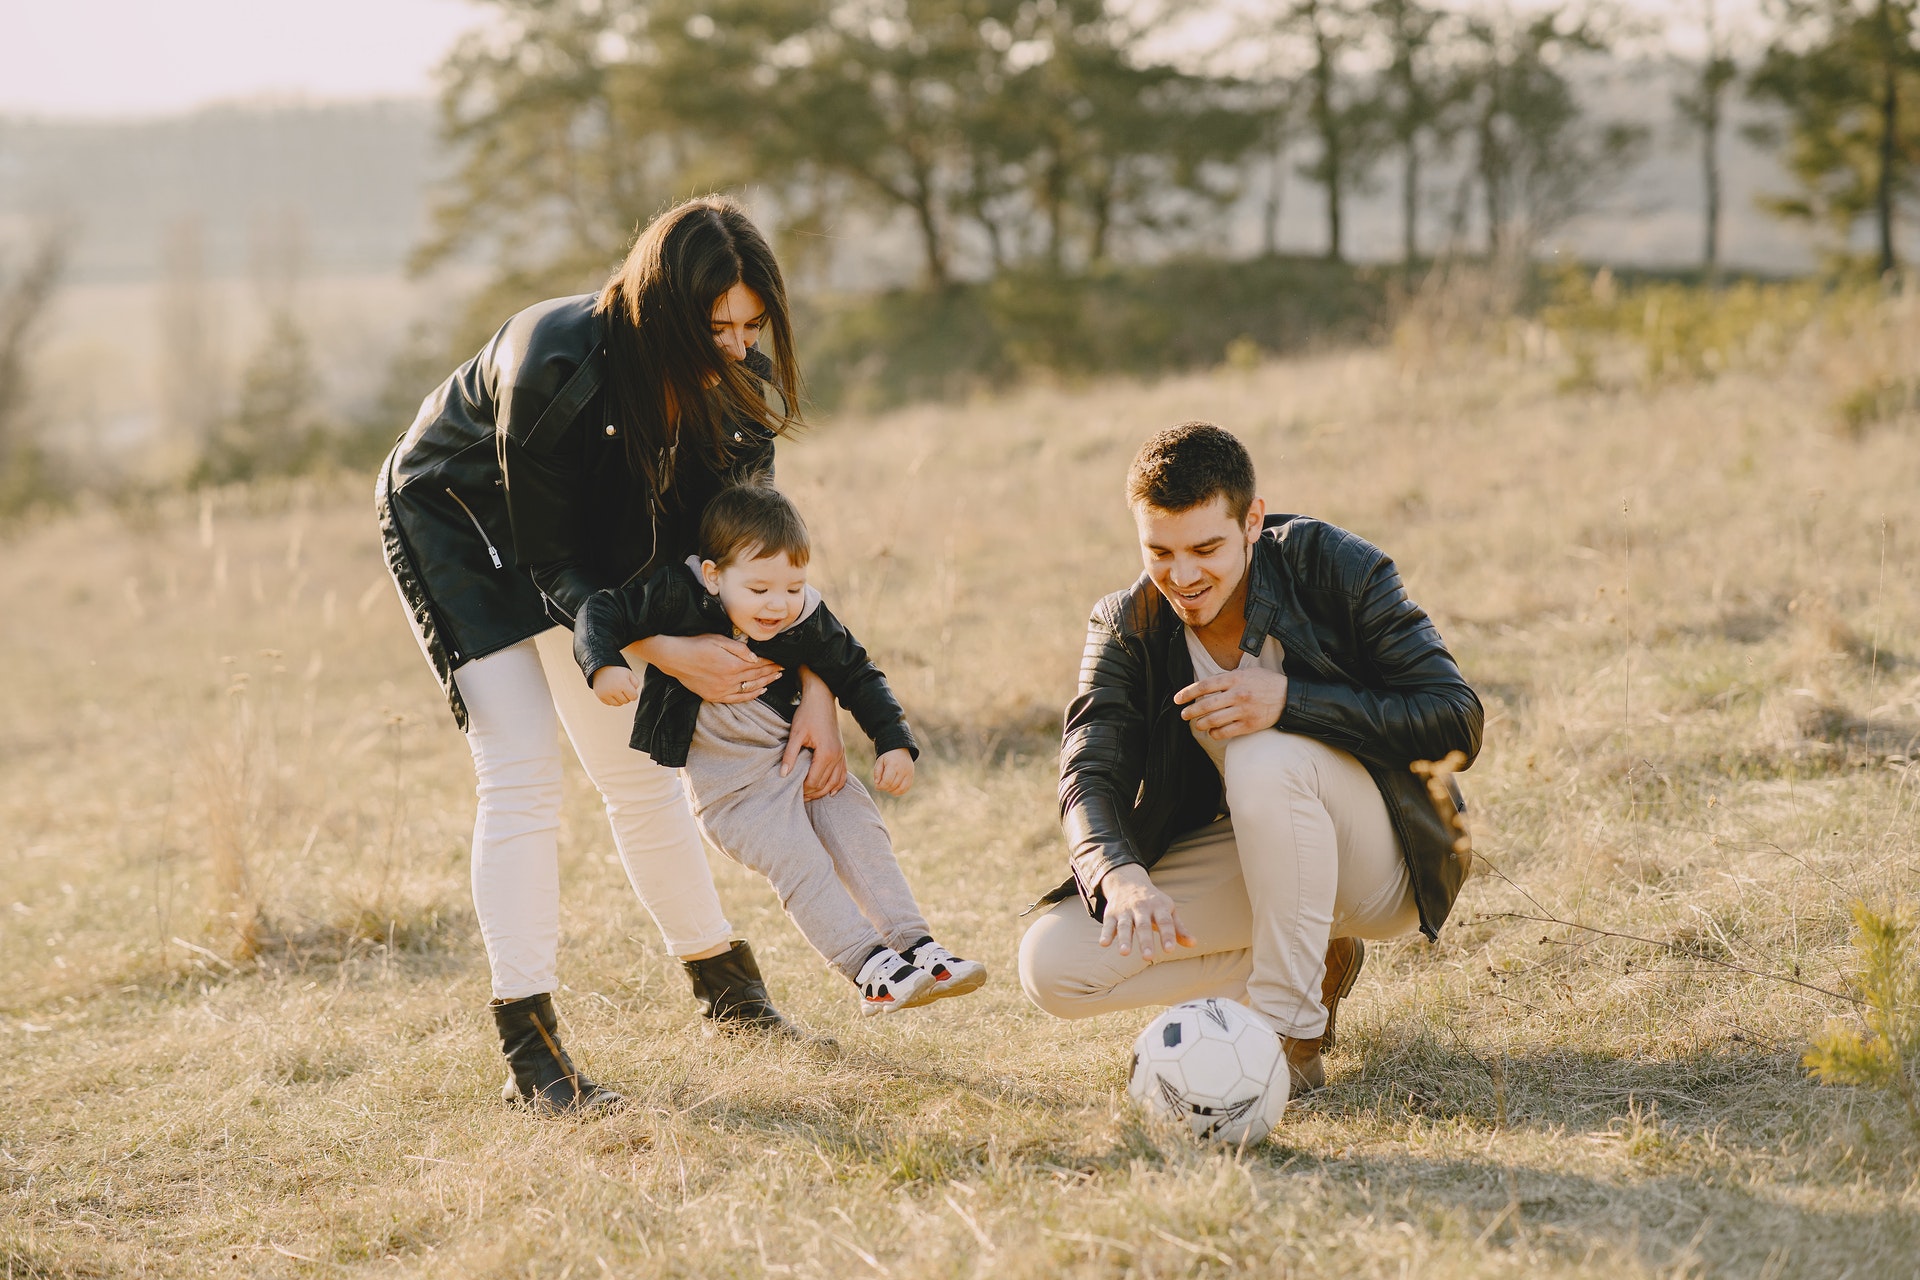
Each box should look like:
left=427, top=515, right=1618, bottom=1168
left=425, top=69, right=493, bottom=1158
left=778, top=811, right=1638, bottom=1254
left=4, top=316, right=1919, bottom=1276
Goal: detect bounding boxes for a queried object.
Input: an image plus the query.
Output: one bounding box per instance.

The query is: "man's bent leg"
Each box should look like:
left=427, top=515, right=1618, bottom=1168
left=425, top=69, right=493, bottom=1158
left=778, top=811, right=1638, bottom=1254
left=1019, top=819, right=1256, bottom=1019
left=1221, top=731, right=1411, bottom=1040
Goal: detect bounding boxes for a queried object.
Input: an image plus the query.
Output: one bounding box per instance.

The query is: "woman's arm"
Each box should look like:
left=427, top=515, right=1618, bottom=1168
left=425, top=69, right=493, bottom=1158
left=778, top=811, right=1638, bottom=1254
left=781, top=668, right=848, bottom=799
left=628, top=634, right=782, bottom=704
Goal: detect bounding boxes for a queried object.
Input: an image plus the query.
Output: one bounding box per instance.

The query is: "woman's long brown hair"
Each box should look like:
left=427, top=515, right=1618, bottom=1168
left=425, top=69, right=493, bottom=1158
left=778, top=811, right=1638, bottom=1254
left=594, top=195, right=803, bottom=500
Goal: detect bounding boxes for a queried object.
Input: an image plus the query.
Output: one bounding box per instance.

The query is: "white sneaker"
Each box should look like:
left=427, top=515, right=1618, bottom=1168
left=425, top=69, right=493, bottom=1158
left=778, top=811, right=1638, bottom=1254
left=905, top=940, right=987, bottom=1002
left=856, top=947, right=938, bottom=1016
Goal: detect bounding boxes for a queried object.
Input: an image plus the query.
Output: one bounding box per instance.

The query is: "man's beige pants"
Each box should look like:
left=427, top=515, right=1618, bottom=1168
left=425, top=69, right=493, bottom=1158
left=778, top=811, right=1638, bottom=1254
left=1018, top=731, right=1420, bottom=1039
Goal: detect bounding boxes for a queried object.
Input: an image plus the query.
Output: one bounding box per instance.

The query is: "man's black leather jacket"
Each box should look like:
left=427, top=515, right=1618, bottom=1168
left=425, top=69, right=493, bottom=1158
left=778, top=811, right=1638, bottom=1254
left=375, top=294, right=774, bottom=728
left=573, top=562, right=919, bottom=769
left=1049, top=514, right=1483, bottom=940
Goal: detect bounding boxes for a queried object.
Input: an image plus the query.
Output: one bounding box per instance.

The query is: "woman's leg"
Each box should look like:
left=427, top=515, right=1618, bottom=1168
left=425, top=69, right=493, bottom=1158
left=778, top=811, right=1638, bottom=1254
left=452, top=638, right=566, bottom=1001
left=533, top=627, right=734, bottom=959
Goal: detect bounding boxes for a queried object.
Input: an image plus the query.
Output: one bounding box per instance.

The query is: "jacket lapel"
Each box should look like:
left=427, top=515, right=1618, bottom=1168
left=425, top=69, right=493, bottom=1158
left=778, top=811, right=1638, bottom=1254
left=1243, top=519, right=1341, bottom=679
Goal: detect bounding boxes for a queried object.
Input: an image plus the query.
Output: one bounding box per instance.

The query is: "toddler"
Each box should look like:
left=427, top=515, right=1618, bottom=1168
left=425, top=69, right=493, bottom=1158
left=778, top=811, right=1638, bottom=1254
left=574, top=483, right=986, bottom=1015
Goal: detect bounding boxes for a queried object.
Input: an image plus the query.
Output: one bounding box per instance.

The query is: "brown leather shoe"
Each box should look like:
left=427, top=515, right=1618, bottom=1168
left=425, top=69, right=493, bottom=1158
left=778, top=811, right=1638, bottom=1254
left=1282, top=1035, right=1326, bottom=1094
left=1320, top=937, right=1366, bottom=1054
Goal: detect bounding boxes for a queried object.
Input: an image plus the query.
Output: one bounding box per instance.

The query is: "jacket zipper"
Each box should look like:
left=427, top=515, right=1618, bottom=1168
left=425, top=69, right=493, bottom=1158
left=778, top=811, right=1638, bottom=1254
left=444, top=488, right=504, bottom=568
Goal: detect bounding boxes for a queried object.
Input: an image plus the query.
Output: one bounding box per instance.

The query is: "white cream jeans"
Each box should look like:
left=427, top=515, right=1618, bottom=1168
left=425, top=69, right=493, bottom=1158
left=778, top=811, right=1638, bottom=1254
left=1019, top=730, right=1420, bottom=1038
left=452, top=626, right=732, bottom=999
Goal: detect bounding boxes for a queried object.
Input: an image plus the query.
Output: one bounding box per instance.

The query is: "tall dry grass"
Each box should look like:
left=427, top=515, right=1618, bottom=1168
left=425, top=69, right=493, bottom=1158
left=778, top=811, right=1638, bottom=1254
left=4, top=290, right=1920, bottom=1277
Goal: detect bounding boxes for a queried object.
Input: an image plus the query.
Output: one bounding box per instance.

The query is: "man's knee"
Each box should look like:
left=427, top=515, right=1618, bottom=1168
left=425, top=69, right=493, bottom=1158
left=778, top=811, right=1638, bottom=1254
left=1017, top=909, right=1103, bottom=1020
left=1222, top=730, right=1330, bottom=808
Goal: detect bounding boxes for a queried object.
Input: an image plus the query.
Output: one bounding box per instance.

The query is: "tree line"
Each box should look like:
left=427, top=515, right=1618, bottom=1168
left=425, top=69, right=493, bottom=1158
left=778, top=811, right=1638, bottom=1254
left=5, top=0, right=1920, bottom=509
left=416, top=0, right=1920, bottom=302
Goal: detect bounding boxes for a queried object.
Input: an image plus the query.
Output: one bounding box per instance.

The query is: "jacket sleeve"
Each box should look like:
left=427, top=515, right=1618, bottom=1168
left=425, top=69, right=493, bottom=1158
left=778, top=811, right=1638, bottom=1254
left=1058, top=610, right=1150, bottom=913
left=784, top=603, right=918, bottom=760
left=1277, top=553, right=1484, bottom=771
left=570, top=570, right=684, bottom=685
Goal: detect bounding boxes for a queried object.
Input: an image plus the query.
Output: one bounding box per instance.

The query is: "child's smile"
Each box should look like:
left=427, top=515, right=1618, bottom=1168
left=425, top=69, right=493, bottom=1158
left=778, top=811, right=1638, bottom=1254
left=701, top=548, right=810, bottom=642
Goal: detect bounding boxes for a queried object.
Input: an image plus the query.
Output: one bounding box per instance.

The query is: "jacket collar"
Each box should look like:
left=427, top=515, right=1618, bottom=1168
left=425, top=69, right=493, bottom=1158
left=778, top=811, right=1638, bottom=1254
left=1240, top=514, right=1336, bottom=675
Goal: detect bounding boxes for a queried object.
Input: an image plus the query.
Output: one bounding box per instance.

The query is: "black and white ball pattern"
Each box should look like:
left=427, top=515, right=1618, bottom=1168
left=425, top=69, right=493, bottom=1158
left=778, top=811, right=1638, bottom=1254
left=1127, top=998, right=1290, bottom=1145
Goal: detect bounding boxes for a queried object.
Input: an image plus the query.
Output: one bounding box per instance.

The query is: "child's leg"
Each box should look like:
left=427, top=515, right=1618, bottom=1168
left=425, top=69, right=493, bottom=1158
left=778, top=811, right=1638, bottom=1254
left=687, top=708, right=889, bottom=982
left=804, top=779, right=931, bottom=955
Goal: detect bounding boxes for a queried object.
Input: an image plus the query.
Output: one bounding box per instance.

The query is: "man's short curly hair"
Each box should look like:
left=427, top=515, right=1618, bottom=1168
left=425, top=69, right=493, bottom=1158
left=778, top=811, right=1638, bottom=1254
left=1125, top=421, right=1256, bottom=520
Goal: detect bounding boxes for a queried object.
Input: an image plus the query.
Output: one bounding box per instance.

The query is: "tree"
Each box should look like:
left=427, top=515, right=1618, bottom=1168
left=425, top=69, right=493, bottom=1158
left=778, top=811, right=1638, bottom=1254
left=1001, top=0, right=1258, bottom=269
left=1285, top=0, right=1380, bottom=263
left=419, top=0, right=1265, bottom=294
left=1673, top=0, right=1741, bottom=276
left=196, top=214, right=326, bottom=484
left=0, top=225, right=67, bottom=513
left=1750, top=0, right=1920, bottom=274
left=1453, top=8, right=1646, bottom=259
left=159, top=218, right=224, bottom=454
left=1369, top=0, right=1455, bottom=267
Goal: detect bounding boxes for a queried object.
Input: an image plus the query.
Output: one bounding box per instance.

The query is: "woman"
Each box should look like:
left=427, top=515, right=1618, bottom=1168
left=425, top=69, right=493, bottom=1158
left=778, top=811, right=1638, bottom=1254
left=376, top=196, right=845, bottom=1115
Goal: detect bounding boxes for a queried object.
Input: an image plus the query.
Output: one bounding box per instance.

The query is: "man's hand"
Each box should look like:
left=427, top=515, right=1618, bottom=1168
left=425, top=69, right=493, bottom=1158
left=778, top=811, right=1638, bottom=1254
left=1098, top=864, right=1194, bottom=960
left=1174, top=666, right=1288, bottom=741
left=872, top=748, right=914, bottom=796
left=591, top=666, right=640, bottom=706
left=784, top=667, right=847, bottom=799
left=629, top=633, right=781, bottom=703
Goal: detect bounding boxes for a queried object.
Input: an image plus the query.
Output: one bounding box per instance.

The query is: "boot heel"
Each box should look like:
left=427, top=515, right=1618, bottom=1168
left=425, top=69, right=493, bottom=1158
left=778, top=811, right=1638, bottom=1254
left=682, top=940, right=834, bottom=1049
left=491, top=993, right=623, bottom=1116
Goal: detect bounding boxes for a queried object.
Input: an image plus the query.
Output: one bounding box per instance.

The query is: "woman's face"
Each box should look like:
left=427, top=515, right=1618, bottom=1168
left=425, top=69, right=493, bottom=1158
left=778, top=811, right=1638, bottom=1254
left=709, top=282, right=766, bottom=364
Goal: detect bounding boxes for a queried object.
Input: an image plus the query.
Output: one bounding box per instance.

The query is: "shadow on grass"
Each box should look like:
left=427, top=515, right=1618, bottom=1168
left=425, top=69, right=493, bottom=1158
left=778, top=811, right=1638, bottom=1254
left=1333, top=1034, right=1806, bottom=1133
left=1252, top=1145, right=1918, bottom=1275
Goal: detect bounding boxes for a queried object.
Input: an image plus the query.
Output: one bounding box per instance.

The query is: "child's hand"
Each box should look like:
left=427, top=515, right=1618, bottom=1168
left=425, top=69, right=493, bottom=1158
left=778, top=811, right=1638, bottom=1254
left=592, top=666, right=641, bottom=707
left=872, top=749, right=914, bottom=796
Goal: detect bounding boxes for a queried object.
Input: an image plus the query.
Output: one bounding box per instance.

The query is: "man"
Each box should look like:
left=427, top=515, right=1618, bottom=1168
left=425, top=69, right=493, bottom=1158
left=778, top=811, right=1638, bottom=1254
left=1018, top=422, right=1482, bottom=1091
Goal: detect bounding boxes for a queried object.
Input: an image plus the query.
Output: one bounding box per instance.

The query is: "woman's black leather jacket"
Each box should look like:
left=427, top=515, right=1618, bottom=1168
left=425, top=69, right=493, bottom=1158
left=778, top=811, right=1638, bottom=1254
left=572, top=562, right=919, bottom=769
left=1047, top=515, right=1484, bottom=940
left=375, top=294, right=775, bottom=729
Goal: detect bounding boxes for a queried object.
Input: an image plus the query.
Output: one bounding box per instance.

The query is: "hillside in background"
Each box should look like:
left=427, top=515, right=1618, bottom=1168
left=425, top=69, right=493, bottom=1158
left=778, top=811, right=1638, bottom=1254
left=0, top=66, right=1820, bottom=290
left=0, top=100, right=440, bottom=281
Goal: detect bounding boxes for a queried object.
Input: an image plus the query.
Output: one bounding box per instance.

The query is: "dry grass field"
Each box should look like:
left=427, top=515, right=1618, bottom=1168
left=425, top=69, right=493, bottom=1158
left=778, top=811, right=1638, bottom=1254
left=5, top=294, right=1920, bottom=1277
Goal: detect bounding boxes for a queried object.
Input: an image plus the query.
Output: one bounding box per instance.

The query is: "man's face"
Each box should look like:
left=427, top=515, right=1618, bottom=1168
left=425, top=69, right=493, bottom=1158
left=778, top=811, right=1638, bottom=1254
left=1134, top=494, right=1264, bottom=630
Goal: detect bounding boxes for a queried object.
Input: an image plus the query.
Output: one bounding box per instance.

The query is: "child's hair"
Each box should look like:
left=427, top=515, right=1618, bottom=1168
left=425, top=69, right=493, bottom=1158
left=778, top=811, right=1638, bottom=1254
left=699, top=483, right=812, bottom=569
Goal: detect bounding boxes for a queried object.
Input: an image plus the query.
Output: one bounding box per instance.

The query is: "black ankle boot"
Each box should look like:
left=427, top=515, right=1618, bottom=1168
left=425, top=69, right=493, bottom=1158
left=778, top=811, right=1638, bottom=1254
left=681, top=940, right=818, bottom=1043
left=491, top=993, right=622, bottom=1115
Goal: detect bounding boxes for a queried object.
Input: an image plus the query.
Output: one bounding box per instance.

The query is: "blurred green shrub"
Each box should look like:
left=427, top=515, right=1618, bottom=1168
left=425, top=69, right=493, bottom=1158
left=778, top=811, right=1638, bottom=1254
left=1541, top=265, right=1843, bottom=388
left=798, top=256, right=1389, bottom=411
left=1805, top=902, right=1920, bottom=1137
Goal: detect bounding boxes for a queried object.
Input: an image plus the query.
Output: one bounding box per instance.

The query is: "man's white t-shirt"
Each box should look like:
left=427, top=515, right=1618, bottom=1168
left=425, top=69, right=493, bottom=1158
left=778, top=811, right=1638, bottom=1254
left=1181, top=628, right=1286, bottom=775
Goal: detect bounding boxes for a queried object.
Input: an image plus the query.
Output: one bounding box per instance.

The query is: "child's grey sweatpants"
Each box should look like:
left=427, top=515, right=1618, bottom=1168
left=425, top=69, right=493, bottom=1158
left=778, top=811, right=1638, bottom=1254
left=682, top=698, right=930, bottom=982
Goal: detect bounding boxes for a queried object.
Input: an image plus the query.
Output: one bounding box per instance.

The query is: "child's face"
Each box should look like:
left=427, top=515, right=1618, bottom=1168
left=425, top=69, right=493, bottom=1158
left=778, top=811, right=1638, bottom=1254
left=700, top=548, right=808, bottom=641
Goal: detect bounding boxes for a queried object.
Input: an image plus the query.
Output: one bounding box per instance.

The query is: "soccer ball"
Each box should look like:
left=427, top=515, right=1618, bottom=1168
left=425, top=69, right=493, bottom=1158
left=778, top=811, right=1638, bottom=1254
left=1127, top=997, right=1289, bottom=1145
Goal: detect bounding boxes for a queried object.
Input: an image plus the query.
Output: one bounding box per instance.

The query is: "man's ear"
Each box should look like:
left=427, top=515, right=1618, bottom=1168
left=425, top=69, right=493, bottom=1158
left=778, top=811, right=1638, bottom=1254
left=1244, top=496, right=1266, bottom=542
left=699, top=560, right=722, bottom=594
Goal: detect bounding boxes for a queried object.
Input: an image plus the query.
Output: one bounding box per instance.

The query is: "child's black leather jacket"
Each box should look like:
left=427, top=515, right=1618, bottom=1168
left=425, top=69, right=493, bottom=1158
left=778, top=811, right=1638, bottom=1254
left=573, top=562, right=919, bottom=768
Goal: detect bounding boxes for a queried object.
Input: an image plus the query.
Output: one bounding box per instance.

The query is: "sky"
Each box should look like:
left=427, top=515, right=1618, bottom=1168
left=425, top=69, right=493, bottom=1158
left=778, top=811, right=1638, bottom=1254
left=0, top=0, right=1763, bottom=120
left=0, top=0, right=484, bottom=118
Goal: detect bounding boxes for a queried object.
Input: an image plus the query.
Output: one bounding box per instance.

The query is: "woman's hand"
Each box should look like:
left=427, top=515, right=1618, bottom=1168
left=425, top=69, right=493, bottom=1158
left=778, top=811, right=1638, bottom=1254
left=629, top=634, right=781, bottom=704
left=591, top=666, right=640, bottom=706
left=1098, top=864, right=1194, bottom=961
left=872, top=749, right=915, bottom=797
left=783, top=667, right=847, bottom=799
left=1175, top=667, right=1288, bottom=741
